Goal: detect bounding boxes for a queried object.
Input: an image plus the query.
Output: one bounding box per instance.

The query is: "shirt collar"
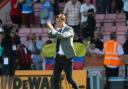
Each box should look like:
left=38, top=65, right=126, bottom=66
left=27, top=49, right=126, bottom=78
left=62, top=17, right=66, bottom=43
left=62, top=24, right=67, bottom=30
left=69, top=1, right=79, bottom=6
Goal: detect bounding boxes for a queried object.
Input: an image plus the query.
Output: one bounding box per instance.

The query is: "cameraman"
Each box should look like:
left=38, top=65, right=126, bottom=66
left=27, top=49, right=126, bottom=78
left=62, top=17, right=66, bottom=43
left=1, top=24, right=16, bottom=89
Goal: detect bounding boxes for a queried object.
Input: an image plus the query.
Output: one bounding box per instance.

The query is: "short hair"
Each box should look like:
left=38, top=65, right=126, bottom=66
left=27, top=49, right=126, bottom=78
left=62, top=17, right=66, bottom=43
left=110, top=32, right=117, bottom=40
left=56, top=14, right=66, bottom=22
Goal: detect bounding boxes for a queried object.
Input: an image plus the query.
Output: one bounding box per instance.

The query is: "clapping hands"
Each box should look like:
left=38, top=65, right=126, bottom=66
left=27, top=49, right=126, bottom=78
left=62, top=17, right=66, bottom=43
left=46, top=21, right=54, bottom=30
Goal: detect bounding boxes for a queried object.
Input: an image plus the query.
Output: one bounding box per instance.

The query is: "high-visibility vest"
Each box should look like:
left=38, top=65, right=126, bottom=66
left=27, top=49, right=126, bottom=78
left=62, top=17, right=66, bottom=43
left=104, top=40, right=122, bottom=66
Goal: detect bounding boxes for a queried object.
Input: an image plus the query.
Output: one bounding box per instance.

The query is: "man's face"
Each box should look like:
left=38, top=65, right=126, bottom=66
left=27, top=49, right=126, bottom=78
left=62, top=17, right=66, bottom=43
left=56, top=18, right=63, bottom=28
left=71, top=0, right=77, bottom=4
left=85, top=0, right=90, bottom=4
left=94, top=33, right=100, bottom=39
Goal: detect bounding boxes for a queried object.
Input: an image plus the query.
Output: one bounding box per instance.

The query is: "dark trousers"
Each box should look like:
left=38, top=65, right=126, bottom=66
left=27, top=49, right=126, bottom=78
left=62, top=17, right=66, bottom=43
left=96, top=0, right=111, bottom=14
left=104, top=66, right=119, bottom=89
left=22, top=12, right=35, bottom=28
left=53, top=54, right=78, bottom=89
left=125, top=11, right=128, bottom=22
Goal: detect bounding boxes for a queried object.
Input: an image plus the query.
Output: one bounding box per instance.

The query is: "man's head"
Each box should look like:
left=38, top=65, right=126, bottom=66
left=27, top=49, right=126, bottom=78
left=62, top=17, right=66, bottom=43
left=56, top=14, right=66, bottom=28
left=11, top=25, right=18, bottom=37
left=84, top=0, right=91, bottom=5
left=71, top=0, right=77, bottom=4
left=30, top=33, right=37, bottom=41
left=2, top=24, right=13, bottom=35
left=110, top=32, right=117, bottom=40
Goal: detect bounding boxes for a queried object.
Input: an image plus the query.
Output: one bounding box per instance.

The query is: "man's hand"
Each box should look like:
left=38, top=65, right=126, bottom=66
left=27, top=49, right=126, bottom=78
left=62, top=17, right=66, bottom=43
left=47, top=21, right=54, bottom=30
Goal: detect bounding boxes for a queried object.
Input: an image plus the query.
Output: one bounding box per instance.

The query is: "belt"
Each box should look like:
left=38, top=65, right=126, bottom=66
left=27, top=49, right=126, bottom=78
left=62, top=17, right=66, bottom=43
left=57, top=54, right=66, bottom=58
left=57, top=54, right=73, bottom=60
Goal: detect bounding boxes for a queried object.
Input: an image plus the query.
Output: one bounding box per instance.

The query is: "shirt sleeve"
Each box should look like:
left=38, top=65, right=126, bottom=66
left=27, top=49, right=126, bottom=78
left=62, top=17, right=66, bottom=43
left=48, top=28, right=57, bottom=35
left=80, top=5, right=86, bottom=13
left=118, top=44, right=124, bottom=55
left=63, top=3, right=68, bottom=14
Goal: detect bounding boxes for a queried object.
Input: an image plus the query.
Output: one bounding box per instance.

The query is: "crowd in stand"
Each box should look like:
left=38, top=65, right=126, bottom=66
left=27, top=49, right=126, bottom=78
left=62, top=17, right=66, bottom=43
left=0, top=0, right=128, bottom=68
left=9, top=0, right=128, bottom=39
left=0, top=0, right=127, bottom=70
left=0, top=0, right=128, bottom=88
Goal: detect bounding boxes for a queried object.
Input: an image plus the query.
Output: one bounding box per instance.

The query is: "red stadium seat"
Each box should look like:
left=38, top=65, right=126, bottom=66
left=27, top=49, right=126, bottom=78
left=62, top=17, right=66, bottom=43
left=19, top=28, right=31, bottom=34
left=30, top=28, right=43, bottom=34
left=103, top=14, right=117, bottom=26
left=116, top=13, right=126, bottom=26
left=103, top=26, right=117, bottom=35
left=116, top=13, right=125, bottom=19
left=95, top=14, right=105, bottom=26
left=117, top=26, right=128, bottom=32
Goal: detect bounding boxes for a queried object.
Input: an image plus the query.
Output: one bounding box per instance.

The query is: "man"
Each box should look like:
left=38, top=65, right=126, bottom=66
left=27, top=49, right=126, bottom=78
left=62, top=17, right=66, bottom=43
left=80, top=0, right=96, bottom=39
left=1, top=24, right=15, bottom=89
left=46, top=14, right=78, bottom=89
left=104, top=32, right=124, bottom=88
left=63, top=0, right=81, bottom=39
left=123, top=0, right=128, bottom=25
left=0, top=27, right=4, bottom=81
left=21, top=0, right=37, bottom=27
left=91, top=30, right=103, bottom=51
left=10, top=0, right=22, bottom=28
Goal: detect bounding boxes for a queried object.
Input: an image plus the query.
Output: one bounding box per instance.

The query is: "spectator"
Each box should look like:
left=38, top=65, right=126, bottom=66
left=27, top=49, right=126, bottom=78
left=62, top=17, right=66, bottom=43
left=10, top=0, right=22, bottom=28
left=115, top=0, right=123, bottom=13
left=27, top=33, right=43, bottom=69
left=110, top=0, right=116, bottom=13
left=87, top=42, right=103, bottom=58
left=91, top=30, right=103, bottom=51
left=96, top=0, right=111, bottom=14
left=0, top=27, right=4, bottom=79
left=17, top=44, right=32, bottom=69
left=27, top=33, right=43, bottom=53
left=40, top=0, right=54, bottom=27
left=1, top=24, right=15, bottom=89
left=123, top=0, right=128, bottom=25
left=21, top=0, right=37, bottom=28
left=80, top=0, right=96, bottom=39
left=63, top=0, right=81, bottom=39
left=11, top=25, right=21, bottom=46
left=52, top=0, right=60, bottom=16
left=31, top=52, right=43, bottom=69
left=87, top=30, right=103, bottom=58
left=95, top=0, right=102, bottom=13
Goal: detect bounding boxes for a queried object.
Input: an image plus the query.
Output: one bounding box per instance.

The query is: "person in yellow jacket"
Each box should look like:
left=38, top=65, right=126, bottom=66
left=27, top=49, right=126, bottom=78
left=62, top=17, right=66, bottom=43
left=104, top=32, right=124, bottom=89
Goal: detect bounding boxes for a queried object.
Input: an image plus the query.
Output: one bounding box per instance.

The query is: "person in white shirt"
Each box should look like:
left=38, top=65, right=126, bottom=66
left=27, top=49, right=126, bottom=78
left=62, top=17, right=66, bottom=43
left=123, top=0, right=128, bottom=25
left=64, top=0, right=81, bottom=39
left=80, top=0, right=96, bottom=23
left=80, top=0, right=96, bottom=39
